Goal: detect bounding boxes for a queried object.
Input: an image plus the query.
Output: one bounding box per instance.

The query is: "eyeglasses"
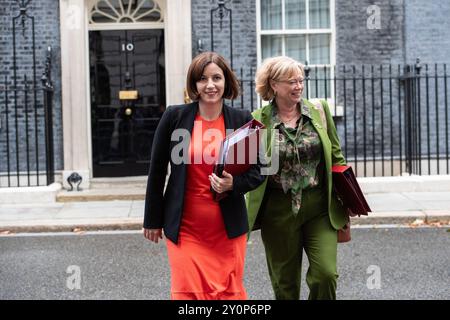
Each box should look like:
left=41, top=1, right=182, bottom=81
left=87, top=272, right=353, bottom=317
left=276, top=78, right=304, bottom=86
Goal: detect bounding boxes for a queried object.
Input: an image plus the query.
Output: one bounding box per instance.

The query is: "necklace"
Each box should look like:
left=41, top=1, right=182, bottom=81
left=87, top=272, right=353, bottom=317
left=279, top=110, right=300, bottom=124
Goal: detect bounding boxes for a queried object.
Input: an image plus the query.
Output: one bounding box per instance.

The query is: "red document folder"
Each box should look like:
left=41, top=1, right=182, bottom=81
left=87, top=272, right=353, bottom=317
left=332, top=165, right=371, bottom=216
left=211, top=118, right=265, bottom=201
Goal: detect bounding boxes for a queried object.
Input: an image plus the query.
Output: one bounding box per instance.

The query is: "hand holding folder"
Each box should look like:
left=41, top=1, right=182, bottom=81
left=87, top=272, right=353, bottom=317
left=211, top=119, right=265, bottom=201
left=332, top=165, right=371, bottom=217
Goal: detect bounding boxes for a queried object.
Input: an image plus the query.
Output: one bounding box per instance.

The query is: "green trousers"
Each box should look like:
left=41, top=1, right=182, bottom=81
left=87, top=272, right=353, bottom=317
left=260, top=187, right=338, bottom=300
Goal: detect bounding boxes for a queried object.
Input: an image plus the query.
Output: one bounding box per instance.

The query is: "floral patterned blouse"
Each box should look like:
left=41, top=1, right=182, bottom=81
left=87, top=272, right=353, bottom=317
left=269, top=101, right=325, bottom=215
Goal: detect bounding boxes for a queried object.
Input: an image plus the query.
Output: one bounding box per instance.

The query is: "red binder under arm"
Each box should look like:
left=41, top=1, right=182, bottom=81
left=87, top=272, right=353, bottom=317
left=332, top=165, right=371, bottom=216
left=212, top=119, right=265, bottom=201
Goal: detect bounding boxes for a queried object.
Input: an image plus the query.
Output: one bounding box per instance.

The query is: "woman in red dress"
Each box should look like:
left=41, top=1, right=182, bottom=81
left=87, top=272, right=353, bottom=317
left=143, top=52, right=265, bottom=300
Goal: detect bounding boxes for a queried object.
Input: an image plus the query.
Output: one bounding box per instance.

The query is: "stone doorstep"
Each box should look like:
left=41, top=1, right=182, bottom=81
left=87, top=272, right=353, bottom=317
left=0, top=183, right=62, bottom=205
left=56, top=176, right=158, bottom=202
left=56, top=194, right=146, bottom=202
left=56, top=188, right=146, bottom=202
left=88, top=177, right=148, bottom=189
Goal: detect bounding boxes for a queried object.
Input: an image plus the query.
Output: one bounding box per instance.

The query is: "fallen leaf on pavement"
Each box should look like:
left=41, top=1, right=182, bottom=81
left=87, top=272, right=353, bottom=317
left=72, top=228, right=85, bottom=234
left=409, top=219, right=425, bottom=227
left=428, top=221, right=444, bottom=227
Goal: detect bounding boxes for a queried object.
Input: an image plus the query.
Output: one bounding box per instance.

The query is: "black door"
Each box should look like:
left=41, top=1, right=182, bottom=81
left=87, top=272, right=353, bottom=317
left=89, top=29, right=165, bottom=177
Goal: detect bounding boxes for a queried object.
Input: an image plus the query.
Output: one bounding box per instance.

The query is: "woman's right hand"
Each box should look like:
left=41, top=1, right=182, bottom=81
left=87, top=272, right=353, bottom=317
left=143, top=228, right=163, bottom=243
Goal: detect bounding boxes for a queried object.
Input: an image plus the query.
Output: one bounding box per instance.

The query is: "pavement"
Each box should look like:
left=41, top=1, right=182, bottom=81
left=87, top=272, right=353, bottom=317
left=2, top=228, right=449, bottom=300
left=0, top=190, right=450, bottom=234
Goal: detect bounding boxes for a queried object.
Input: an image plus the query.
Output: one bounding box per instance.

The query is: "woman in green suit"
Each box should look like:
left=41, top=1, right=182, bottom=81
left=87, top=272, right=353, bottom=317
left=246, top=56, right=348, bottom=300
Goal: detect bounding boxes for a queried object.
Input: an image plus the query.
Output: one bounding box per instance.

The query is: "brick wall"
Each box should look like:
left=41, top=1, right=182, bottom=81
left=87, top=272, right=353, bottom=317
left=332, top=0, right=448, bottom=174
left=191, top=0, right=258, bottom=110
left=335, top=0, right=405, bottom=65
left=405, top=0, right=450, bottom=65
left=319, top=1, right=404, bottom=170
left=404, top=1, right=450, bottom=174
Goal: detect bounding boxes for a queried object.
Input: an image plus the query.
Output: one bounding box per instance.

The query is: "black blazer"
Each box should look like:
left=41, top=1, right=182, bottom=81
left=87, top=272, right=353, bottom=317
left=143, top=102, right=265, bottom=244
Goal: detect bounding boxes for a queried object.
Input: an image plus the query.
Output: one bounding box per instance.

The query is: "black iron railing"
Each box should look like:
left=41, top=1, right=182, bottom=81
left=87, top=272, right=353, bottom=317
left=0, top=47, right=54, bottom=188
left=238, top=61, right=450, bottom=177
left=0, top=0, right=54, bottom=187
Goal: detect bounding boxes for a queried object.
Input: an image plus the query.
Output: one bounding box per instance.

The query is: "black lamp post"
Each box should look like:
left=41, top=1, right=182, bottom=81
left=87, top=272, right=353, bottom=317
left=210, top=0, right=232, bottom=30
left=14, top=0, right=32, bottom=36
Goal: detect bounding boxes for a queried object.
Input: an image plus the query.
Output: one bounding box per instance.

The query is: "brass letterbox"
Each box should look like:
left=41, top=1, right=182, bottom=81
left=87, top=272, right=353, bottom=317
left=119, top=90, right=138, bottom=100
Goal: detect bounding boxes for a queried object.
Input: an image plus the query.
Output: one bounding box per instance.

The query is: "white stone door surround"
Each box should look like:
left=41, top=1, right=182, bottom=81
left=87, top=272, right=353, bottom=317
left=59, top=0, right=192, bottom=189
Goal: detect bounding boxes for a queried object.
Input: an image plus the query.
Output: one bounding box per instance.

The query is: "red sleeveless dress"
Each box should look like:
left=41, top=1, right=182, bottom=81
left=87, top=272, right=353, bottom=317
left=166, top=113, right=247, bottom=300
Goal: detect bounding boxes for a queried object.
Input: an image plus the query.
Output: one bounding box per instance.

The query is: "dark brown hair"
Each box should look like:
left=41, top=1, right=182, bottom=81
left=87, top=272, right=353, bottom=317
left=186, top=51, right=240, bottom=101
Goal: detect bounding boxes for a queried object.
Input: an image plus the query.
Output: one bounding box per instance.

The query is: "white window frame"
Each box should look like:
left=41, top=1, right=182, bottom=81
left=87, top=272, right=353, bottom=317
left=87, top=0, right=165, bottom=30
left=256, top=0, right=340, bottom=114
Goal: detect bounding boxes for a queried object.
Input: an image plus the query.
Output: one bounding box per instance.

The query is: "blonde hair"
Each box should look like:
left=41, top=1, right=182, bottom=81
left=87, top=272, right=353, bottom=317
left=255, top=56, right=304, bottom=101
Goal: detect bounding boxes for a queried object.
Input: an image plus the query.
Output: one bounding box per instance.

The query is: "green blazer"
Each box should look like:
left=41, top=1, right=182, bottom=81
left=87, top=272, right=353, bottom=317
left=246, top=98, right=348, bottom=233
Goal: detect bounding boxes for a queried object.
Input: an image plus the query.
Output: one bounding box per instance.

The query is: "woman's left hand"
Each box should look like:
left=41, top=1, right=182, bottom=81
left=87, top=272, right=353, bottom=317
left=209, top=171, right=233, bottom=194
